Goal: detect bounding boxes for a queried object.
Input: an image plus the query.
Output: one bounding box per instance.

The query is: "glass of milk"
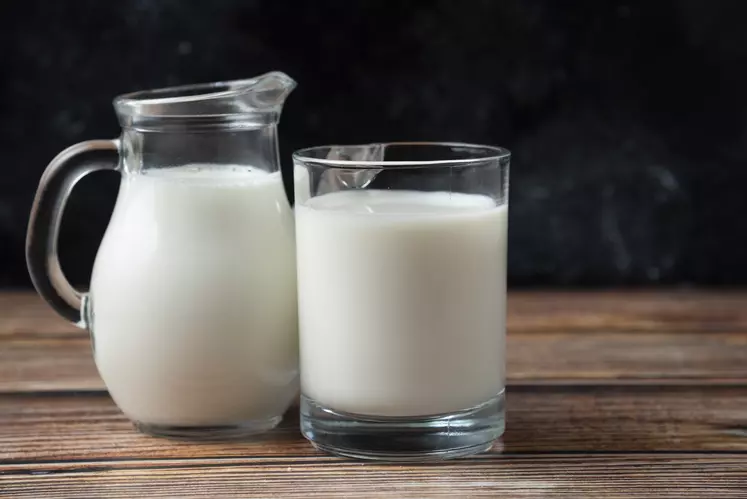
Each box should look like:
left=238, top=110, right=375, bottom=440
left=294, top=142, right=510, bottom=460
left=26, top=73, right=301, bottom=439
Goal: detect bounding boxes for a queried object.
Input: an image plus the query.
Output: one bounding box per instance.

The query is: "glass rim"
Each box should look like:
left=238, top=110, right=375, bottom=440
left=292, top=142, right=511, bottom=169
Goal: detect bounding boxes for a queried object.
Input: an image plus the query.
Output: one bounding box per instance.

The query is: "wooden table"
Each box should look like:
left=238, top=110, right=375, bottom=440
left=1, top=291, right=746, bottom=497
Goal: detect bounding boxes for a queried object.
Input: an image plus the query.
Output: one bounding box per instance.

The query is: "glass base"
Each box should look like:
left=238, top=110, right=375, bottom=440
left=134, top=415, right=282, bottom=440
left=300, top=391, right=505, bottom=461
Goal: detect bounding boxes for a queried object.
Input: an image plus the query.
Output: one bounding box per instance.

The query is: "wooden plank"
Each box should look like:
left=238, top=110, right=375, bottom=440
left=1, top=456, right=745, bottom=498
left=2, top=291, right=746, bottom=497
left=1, top=386, right=746, bottom=464
left=3, top=329, right=747, bottom=392
left=507, top=290, right=747, bottom=332
left=4, top=290, right=747, bottom=338
left=0, top=293, right=81, bottom=337
left=509, top=331, right=747, bottom=382
left=0, top=337, right=102, bottom=392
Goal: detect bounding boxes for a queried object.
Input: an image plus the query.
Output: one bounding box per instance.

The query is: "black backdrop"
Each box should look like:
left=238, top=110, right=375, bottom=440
left=2, top=0, right=747, bottom=287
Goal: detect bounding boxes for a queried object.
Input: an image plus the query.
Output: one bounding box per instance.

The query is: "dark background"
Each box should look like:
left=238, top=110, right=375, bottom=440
left=2, top=0, right=746, bottom=287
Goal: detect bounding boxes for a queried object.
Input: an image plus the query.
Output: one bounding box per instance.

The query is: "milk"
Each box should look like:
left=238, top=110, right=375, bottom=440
left=90, top=165, right=299, bottom=427
left=296, top=190, right=508, bottom=417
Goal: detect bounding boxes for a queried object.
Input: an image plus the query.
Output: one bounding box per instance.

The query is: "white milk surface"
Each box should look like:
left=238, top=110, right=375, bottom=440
left=90, top=165, right=299, bottom=426
left=296, top=190, right=508, bottom=417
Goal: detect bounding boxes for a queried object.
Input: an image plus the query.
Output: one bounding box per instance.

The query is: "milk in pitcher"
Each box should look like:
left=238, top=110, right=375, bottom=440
left=90, top=165, right=299, bottom=428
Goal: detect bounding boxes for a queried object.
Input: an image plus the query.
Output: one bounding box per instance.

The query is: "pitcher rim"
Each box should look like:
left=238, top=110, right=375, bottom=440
left=112, top=71, right=295, bottom=131
left=114, top=71, right=295, bottom=108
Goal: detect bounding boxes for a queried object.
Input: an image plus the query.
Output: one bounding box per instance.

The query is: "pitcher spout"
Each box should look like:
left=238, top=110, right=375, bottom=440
left=236, top=71, right=296, bottom=113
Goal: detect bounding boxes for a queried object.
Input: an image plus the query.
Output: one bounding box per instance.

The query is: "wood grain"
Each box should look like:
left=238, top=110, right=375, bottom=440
left=0, top=336, right=101, bottom=392
left=4, top=290, right=747, bottom=337
left=3, top=291, right=747, bottom=498
left=0, top=293, right=79, bottom=337
left=4, top=330, right=747, bottom=392
left=509, top=331, right=747, bottom=382
left=1, top=456, right=746, bottom=498
left=1, top=385, right=746, bottom=464
left=507, top=290, right=747, bottom=332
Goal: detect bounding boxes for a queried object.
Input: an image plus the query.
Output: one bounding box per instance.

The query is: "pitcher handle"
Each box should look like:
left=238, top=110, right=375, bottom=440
left=26, top=139, right=121, bottom=328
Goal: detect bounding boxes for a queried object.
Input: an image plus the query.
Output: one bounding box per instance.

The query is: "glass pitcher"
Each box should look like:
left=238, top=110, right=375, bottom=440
left=26, top=72, right=300, bottom=439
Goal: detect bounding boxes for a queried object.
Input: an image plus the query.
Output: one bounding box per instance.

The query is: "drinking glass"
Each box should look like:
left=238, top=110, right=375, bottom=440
left=293, top=142, right=510, bottom=460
